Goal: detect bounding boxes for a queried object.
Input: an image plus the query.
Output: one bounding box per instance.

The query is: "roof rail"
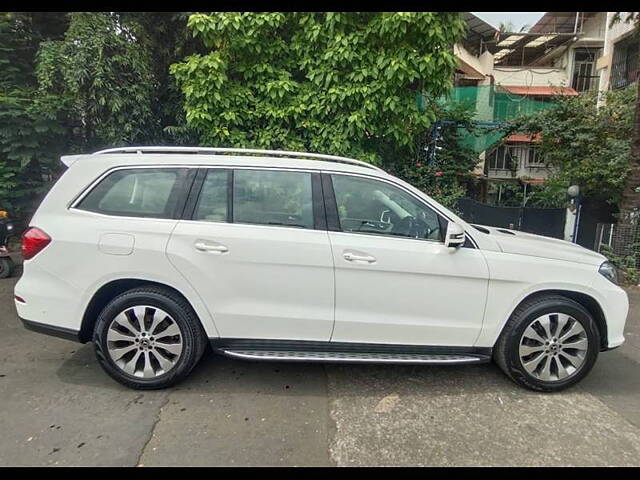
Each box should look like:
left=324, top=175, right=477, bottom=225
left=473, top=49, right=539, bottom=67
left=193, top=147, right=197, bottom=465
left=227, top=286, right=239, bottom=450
left=91, top=146, right=385, bottom=173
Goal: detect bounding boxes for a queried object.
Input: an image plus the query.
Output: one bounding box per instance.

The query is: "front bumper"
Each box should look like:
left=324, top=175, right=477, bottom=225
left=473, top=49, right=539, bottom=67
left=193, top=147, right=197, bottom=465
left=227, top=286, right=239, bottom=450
left=592, top=273, right=629, bottom=349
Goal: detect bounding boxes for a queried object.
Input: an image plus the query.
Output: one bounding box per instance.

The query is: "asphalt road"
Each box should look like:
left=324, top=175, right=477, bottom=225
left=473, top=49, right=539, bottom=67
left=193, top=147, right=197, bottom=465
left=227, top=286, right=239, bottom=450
left=1, top=259, right=640, bottom=466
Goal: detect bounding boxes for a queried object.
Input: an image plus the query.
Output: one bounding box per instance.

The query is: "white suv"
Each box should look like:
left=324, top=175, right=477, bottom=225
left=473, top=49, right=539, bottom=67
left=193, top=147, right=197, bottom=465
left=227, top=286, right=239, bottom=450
left=15, top=147, right=628, bottom=391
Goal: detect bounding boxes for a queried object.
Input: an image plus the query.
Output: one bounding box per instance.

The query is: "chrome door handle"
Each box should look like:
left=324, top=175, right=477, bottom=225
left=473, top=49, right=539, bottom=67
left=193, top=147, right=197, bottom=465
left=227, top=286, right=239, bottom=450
left=194, top=240, right=229, bottom=253
left=343, top=252, right=376, bottom=263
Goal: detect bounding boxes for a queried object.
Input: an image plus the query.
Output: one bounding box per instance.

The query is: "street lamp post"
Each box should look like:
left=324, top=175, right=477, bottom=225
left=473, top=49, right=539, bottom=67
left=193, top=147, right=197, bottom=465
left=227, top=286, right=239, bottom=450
left=567, top=185, right=582, bottom=244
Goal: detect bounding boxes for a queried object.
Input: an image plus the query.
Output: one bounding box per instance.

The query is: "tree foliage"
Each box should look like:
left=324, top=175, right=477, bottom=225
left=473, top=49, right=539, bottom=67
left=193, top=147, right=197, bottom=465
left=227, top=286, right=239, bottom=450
left=171, top=12, right=466, bottom=166
left=36, top=12, right=159, bottom=149
left=0, top=12, right=69, bottom=223
left=390, top=101, right=481, bottom=209
left=508, top=86, right=637, bottom=206
left=1, top=11, right=472, bottom=223
left=1, top=12, right=198, bottom=223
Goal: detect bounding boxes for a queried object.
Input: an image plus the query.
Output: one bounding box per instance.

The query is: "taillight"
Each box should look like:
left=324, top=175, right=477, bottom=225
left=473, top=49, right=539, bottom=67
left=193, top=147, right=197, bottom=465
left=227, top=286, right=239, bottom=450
left=22, top=227, right=51, bottom=260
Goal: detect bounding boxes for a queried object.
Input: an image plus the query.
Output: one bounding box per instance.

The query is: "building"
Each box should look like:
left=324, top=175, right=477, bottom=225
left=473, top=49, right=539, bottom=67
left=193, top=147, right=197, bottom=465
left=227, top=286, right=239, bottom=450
left=454, top=12, right=638, bottom=205
left=597, top=12, right=639, bottom=97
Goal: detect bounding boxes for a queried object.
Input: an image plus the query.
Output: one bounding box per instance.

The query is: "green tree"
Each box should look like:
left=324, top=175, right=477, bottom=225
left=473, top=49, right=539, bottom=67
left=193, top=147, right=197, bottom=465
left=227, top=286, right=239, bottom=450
left=171, top=12, right=466, bottom=167
left=36, top=12, right=159, bottom=150
left=118, top=12, right=202, bottom=144
left=507, top=87, right=637, bottom=206
left=0, top=12, right=69, bottom=223
left=1, top=12, right=197, bottom=224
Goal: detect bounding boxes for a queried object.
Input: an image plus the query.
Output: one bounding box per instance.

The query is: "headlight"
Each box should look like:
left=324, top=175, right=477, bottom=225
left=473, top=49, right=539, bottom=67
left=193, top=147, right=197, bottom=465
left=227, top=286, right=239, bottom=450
left=6, top=222, right=13, bottom=232
left=599, top=261, right=619, bottom=285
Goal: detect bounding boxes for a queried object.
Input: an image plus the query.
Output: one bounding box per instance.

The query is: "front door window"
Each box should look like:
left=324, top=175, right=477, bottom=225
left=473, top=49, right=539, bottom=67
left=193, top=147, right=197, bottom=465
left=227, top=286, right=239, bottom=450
left=330, top=174, right=443, bottom=242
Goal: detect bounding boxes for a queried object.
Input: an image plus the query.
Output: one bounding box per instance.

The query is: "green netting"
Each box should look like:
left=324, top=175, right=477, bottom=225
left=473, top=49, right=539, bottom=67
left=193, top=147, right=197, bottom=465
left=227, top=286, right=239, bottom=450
left=437, top=86, right=558, bottom=153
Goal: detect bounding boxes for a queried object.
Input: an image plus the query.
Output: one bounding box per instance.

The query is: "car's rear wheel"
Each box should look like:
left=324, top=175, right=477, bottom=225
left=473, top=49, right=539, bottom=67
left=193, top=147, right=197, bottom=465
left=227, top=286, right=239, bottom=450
left=93, top=285, right=208, bottom=389
left=494, top=295, right=600, bottom=392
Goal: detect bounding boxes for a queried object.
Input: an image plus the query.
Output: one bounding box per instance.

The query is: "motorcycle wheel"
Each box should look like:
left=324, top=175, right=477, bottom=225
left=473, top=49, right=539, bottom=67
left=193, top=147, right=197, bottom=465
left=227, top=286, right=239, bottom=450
left=0, top=257, right=14, bottom=278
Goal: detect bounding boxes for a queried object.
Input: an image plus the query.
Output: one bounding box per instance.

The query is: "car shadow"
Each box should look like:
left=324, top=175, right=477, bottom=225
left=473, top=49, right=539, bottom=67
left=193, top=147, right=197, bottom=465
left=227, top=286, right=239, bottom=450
left=55, top=342, right=130, bottom=391
left=55, top=343, right=511, bottom=396
left=151, top=348, right=523, bottom=398
left=55, top=344, right=640, bottom=401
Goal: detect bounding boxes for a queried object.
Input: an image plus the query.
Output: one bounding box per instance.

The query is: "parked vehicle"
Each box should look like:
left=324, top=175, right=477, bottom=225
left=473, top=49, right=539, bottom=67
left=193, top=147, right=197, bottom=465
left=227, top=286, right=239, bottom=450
left=0, top=210, right=16, bottom=278
left=15, top=147, right=628, bottom=391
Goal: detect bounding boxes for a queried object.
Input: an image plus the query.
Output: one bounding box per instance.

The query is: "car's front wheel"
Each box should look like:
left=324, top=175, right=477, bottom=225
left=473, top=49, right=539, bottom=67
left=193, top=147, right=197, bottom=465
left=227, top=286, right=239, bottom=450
left=93, top=285, right=208, bottom=389
left=494, top=295, right=600, bottom=392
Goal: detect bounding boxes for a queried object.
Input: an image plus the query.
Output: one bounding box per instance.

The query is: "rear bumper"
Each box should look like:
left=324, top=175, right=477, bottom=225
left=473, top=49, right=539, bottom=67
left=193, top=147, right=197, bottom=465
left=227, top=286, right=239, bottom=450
left=20, top=317, right=81, bottom=342
left=14, top=261, right=85, bottom=334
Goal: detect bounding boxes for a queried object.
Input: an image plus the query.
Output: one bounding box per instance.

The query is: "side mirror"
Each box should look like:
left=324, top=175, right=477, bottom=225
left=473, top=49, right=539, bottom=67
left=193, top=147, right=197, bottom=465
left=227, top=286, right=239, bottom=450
left=444, top=222, right=465, bottom=248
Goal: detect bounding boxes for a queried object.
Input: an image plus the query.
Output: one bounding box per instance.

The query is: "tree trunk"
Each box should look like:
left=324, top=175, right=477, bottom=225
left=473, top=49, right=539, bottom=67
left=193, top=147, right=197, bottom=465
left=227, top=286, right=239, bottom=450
left=617, top=39, right=640, bottom=224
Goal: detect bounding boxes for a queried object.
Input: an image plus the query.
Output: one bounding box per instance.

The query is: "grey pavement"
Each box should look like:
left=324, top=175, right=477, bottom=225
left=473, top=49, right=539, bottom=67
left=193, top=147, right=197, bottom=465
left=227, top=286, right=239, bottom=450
left=1, top=258, right=639, bottom=466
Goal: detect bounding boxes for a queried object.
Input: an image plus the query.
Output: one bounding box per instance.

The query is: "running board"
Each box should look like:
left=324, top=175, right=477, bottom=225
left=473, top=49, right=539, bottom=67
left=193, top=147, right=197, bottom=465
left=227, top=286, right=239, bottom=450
left=211, top=339, right=491, bottom=365
left=220, top=349, right=485, bottom=365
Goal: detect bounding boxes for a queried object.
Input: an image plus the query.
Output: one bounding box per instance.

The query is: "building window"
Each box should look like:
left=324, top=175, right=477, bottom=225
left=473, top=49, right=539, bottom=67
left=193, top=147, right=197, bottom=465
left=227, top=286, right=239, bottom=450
left=526, top=146, right=545, bottom=168
left=488, top=144, right=546, bottom=172
left=487, top=145, right=514, bottom=170
left=572, top=48, right=601, bottom=92
left=611, top=36, right=639, bottom=90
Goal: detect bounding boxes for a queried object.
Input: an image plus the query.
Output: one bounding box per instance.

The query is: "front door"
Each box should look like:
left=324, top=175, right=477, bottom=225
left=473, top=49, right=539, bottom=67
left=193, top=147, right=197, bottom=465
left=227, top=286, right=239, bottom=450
left=167, top=167, right=335, bottom=341
left=324, top=172, right=489, bottom=346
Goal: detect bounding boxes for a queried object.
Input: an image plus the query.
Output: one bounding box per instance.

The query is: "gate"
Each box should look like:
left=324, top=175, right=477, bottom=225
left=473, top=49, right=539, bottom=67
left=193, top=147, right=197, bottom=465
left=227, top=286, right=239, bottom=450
left=575, top=197, right=618, bottom=250
left=457, top=198, right=566, bottom=239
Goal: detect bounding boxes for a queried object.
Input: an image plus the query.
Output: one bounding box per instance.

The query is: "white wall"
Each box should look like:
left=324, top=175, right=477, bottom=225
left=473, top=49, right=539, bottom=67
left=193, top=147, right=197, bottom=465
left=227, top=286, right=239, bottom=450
left=492, top=67, right=569, bottom=87
left=581, top=12, right=607, bottom=39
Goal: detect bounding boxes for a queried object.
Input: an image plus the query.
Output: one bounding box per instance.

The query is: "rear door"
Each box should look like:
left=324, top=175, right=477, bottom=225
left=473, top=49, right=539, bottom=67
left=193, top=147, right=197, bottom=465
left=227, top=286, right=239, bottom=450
left=166, top=167, right=335, bottom=341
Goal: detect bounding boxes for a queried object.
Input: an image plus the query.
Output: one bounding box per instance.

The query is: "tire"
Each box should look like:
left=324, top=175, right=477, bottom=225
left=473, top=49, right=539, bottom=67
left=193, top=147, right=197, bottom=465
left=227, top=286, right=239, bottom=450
left=494, top=295, right=600, bottom=392
left=93, top=285, right=208, bottom=390
left=0, top=257, right=14, bottom=278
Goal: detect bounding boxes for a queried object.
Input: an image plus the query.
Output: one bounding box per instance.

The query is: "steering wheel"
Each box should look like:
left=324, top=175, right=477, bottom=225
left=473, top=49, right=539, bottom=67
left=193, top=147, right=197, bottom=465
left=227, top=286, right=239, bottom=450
left=392, top=216, right=431, bottom=238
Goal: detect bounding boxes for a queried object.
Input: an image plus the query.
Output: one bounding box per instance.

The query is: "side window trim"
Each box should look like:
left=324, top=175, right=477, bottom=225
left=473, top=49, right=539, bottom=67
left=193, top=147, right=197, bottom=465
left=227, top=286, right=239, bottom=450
left=227, top=169, right=234, bottom=223
left=181, top=168, right=208, bottom=220
left=320, top=172, right=341, bottom=232
left=311, top=172, right=327, bottom=231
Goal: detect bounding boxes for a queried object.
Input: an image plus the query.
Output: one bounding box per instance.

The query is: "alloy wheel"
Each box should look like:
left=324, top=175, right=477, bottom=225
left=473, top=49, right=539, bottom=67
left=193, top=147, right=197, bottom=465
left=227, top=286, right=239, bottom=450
left=106, top=305, right=183, bottom=378
left=518, top=312, right=588, bottom=382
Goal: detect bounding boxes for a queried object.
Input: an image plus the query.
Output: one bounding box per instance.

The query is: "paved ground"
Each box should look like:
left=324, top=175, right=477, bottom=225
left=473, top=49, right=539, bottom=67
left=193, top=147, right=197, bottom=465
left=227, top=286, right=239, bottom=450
left=1, top=258, right=640, bottom=466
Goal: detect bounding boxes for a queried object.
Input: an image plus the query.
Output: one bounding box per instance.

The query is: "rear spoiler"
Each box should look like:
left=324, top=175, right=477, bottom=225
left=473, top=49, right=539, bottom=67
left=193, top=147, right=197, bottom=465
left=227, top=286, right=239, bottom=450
left=60, top=155, right=86, bottom=167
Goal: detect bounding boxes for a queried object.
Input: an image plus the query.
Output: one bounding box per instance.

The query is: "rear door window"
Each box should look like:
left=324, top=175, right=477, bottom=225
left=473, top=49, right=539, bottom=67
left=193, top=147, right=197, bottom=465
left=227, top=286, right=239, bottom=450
left=232, top=169, right=314, bottom=229
left=76, top=168, right=185, bottom=218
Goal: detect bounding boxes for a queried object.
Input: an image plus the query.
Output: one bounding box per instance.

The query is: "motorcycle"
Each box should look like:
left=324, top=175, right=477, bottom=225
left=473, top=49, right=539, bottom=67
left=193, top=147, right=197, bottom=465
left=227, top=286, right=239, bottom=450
left=0, top=210, right=15, bottom=278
